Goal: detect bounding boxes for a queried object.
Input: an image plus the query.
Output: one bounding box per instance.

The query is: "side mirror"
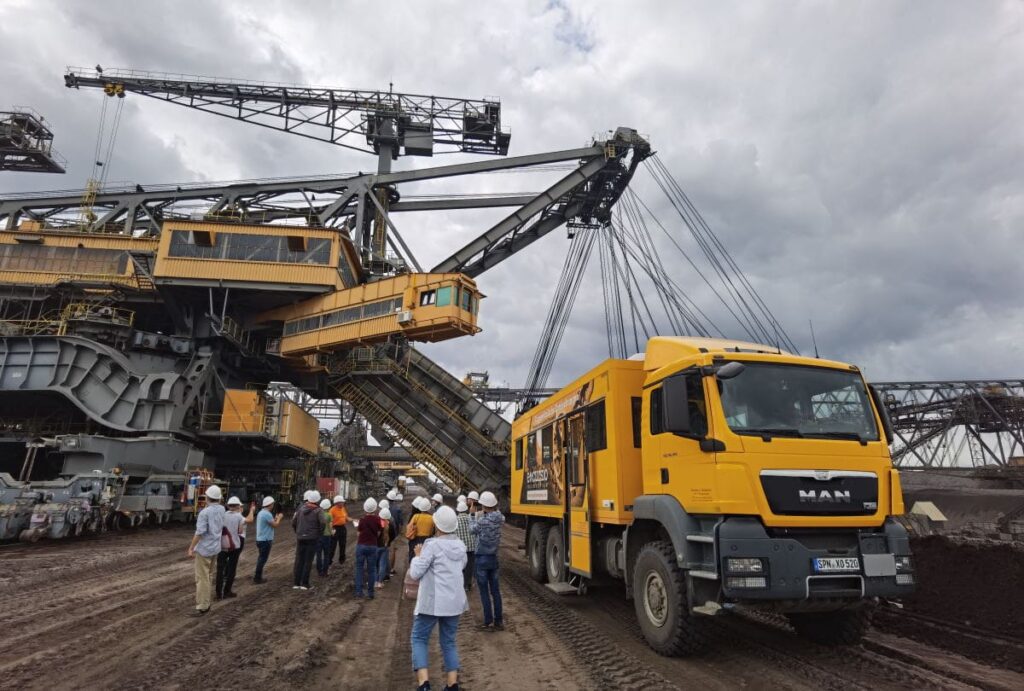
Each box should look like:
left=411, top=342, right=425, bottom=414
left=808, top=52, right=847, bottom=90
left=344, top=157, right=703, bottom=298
left=715, top=361, right=746, bottom=380
left=662, top=376, right=691, bottom=434
left=868, top=384, right=894, bottom=445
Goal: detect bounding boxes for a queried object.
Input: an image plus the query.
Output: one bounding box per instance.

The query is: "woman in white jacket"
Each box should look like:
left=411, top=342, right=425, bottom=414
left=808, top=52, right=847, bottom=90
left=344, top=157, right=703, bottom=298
left=409, top=505, right=467, bottom=691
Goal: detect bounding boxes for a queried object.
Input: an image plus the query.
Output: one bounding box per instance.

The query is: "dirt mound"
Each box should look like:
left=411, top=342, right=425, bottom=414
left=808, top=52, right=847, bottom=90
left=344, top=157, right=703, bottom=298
left=905, top=535, right=1024, bottom=635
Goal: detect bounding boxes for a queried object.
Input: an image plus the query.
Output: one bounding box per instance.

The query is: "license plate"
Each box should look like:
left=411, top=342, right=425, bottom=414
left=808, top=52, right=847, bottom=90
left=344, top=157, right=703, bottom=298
left=813, top=557, right=860, bottom=573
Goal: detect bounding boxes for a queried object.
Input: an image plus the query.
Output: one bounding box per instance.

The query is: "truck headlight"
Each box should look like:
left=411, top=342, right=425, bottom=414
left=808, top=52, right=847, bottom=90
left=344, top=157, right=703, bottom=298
left=727, top=558, right=764, bottom=573
left=895, top=556, right=913, bottom=572
left=726, top=576, right=768, bottom=589
left=895, top=573, right=914, bottom=585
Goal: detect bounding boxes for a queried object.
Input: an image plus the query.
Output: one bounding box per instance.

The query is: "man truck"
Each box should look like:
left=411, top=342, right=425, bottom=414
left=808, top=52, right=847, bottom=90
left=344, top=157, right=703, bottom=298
left=511, top=337, right=914, bottom=655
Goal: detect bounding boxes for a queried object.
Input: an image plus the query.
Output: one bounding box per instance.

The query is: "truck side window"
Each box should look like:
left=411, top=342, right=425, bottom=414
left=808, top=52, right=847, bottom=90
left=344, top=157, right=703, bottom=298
left=631, top=397, right=642, bottom=447
left=650, top=388, right=664, bottom=435
left=514, top=437, right=523, bottom=470
left=585, top=400, right=607, bottom=452
left=686, top=373, right=708, bottom=437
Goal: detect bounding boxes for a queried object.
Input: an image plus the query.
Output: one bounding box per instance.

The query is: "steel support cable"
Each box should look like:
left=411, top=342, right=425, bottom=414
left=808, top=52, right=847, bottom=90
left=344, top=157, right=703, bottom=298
left=99, top=97, right=126, bottom=188
left=617, top=191, right=700, bottom=336
left=606, top=221, right=659, bottom=347
left=648, top=155, right=797, bottom=351
left=90, top=97, right=109, bottom=182
left=628, top=189, right=759, bottom=342
left=615, top=208, right=685, bottom=336
left=608, top=210, right=644, bottom=354
left=615, top=192, right=715, bottom=337
left=656, top=156, right=797, bottom=352
left=644, top=158, right=772, bottom=344
left=604, top=221, right=628, bottom=356
left=525, top=233, right=579, bottom=389
left=596, top=229, right=618, bottom=358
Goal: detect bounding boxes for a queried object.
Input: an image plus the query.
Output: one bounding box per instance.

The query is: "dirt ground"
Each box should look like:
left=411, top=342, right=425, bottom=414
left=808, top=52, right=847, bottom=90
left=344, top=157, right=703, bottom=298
left=1, top=518, right=1022, bottom=690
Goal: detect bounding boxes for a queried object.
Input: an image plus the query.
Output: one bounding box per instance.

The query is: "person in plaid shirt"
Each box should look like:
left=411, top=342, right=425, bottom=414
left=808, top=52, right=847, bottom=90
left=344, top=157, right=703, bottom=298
left=454, top=500, right=477, bottom=593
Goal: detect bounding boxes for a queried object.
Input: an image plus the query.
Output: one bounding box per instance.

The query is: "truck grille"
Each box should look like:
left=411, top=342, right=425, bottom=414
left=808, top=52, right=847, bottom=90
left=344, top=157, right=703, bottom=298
left=760, top=470, right=877, bottom=516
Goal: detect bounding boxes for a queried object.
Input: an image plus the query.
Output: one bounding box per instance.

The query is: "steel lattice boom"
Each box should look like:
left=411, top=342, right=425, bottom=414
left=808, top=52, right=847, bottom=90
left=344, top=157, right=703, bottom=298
left=64, top=67, right=510, bottom=158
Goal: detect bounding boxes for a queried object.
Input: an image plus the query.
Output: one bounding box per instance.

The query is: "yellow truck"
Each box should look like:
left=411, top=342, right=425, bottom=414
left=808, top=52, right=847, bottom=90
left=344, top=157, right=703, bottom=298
left=511, top=337, right=914, bottom=655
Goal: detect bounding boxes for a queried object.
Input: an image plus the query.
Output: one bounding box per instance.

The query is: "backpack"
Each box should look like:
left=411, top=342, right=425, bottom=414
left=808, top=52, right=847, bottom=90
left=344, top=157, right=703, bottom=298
left=221, top=524, right=238, bottom=551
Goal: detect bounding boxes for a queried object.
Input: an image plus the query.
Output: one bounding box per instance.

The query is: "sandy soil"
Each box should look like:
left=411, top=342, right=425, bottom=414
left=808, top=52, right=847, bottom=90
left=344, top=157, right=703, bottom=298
left=1, top=518, right=1021, bottom=690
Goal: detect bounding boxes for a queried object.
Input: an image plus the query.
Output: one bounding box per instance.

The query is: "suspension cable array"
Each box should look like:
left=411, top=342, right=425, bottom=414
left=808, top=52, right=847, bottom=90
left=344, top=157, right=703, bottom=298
left=522, top=153, right=799, bottom=407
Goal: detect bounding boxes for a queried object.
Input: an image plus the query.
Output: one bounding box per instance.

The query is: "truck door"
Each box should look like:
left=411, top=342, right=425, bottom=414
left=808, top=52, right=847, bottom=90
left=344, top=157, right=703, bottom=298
left=567, top=412, right=592, bottom=576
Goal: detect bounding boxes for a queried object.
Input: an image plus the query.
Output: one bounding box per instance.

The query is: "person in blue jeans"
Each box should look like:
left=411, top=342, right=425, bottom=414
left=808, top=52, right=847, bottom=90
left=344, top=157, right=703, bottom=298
left=354, top=497, right=383, bottom=599
left=469, top=490, right=505, bottom=630
left=315, top=499, right=334, bottom=576
left=253, top=495, right=283, bottom=584
left=376, top=507, right=396, bottom=589
left=409, top=506, right=467, bottom=691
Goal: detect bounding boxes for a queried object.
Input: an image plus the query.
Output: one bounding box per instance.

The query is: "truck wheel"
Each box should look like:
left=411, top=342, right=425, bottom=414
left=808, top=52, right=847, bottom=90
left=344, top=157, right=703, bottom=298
left=787, top=608, right=872, bottom=646
left=632, top=541, right=707, bottom=656
left=546, top=525, right=566, bottom=583
left=528, top=522, right=550, bottom=583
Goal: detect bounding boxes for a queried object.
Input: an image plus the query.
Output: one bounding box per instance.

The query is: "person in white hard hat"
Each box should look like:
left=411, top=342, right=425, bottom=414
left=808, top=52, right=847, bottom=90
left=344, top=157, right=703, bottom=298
left=389, top=488, right=404, bottom=535
left=407, top=495, right=435, bottom=564
left=187, top=484, right=225, bottom=616
left=355, top=497, right=383, bottom=599
left=470, top=490, right=505, bottom=630
left=466, top=490, right=480, bottom=514
left=253, top=495, right=284, bottom=583
left=457, top=494, right=466, bottom=505
left=329, top=495, right=349, bottom=566
left=216, top=496, right=246, bottom=600
left=376, top=507, right=396, bottom=589
left=454, top=500, right=477, bottom=593
left=431, top=493, right=444, bottom=512
left=316, top=498, right=334, bottom=577
left=292, top=490, right=326, bottom=590
left=409, top=505, right=467, bottom=691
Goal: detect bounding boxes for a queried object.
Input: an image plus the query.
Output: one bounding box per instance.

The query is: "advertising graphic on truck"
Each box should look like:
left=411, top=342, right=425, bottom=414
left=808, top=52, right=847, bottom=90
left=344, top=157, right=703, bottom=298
left=511, top=337, right=914, bottom=655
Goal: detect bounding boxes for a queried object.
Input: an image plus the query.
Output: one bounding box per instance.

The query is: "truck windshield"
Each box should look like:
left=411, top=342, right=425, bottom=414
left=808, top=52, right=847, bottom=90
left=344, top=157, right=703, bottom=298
left=718, top=363, right=879, bottom=441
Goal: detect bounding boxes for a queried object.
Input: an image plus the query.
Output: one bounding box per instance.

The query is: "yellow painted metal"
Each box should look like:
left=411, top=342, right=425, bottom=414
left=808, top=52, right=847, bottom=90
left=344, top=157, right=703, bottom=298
left=513, top=337, right=903, bottom=540
left=278, top=401, right=319, bottom=454
left=0, top=229, right=157, bottom=288
left=220, top=390, right=266, bottom=433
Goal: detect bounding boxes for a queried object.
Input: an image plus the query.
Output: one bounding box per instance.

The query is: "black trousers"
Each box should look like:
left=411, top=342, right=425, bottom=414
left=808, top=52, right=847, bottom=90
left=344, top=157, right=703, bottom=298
left=463, top=550, right=475, bottom=592
left=294, top=539, right=317, bottom=587
left=331, top=525, right=347, bottom=564
left=216, top=539, right=243, bottom=596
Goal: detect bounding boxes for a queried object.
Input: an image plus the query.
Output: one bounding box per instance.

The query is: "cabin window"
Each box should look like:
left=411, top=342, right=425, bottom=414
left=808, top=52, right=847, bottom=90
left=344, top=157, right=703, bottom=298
left=420, top=290, right=436, bottom=306
left=436, top=286, right=452, bottom=307
left=526, top=431, right=538, bottom=469
left=167, top=231, right=330, bottom=265
left=631, top=397, right=642, bottom=448
left=286, top=235, right=306, bottom=252
left=461, top=289, right=472, bottom=311
left=514, top=437, right=524, bottom=470
left=541, top=425, right=553, bottom=464
left=650, top=387, right=664, bottom=435
left=585, top=400, right=607, bottom=453
left=192, top=230, right=214, bottom=246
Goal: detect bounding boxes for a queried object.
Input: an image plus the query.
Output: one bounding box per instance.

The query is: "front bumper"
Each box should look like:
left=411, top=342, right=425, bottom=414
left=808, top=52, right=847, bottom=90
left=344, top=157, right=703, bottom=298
left=717, top=516, right=915, bottom=602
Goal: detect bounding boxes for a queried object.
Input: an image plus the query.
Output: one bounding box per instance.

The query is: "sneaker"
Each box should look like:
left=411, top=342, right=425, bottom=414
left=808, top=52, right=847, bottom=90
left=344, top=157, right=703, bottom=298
left=416, top=682, right=431, bottom=691
left=299, top=586, right=309, bottom=591
left=443, top=685, right=460, bottom=691
left=494, top=622, right=505, bottom=631
left=477, top=622, right=493, bottom=631
left=188, top=608, right=209, bottom=617
left=215, top=594, right=223, bottom=601
left=292, top=585, right=301, bottom=590
left=223, top=591, right=237, bottom=598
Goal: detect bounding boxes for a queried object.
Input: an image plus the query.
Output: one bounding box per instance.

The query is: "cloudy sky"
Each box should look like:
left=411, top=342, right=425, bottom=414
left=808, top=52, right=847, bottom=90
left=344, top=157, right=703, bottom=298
left=2, top=0, right=1022, bottom=387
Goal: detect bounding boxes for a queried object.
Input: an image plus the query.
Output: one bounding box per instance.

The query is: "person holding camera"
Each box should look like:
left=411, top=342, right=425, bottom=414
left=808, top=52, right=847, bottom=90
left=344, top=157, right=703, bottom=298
left=253, top=495, right=284, bottom=584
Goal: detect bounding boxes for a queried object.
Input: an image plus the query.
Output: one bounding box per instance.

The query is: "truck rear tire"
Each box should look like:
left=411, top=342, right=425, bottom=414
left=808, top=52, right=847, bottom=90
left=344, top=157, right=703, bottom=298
left=632, top=541, right=707, bottom=656
left=787, top=608, right=872, bottom=646
left=528, top=522, right=550, bottom=583
left=546, top=524, right=566, bottom=583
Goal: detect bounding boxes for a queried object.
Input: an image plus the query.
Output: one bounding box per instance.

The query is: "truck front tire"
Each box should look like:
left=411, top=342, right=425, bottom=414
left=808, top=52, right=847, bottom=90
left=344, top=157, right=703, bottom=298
left=786, top=608, right=872, bottom=646
left=632, top=541, right=707, bottom=656
left=528, top=522, right=550, bottom=583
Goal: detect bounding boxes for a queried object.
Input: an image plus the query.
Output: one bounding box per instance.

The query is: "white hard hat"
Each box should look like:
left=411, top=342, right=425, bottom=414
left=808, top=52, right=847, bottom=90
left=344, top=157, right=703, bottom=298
left=467, top=491, right=479, bottom=501
left=333, top=495, right=345, bottom=504
left=319, top=498, right=331, bottom=510
left=479, top=491, right=498, bottom=508
left=227, top=496, right=242, bottom=506
left=379, top=508, right=392, bottom=521
left=387, top=489, right=399, bottom=501
left=433, top=506, right=458, bottom=534
left=432, top=493, right=443, bottom=503
left=395, top=493, right=404, bottom=501
left=379, top=499, right=390, bottom=509
left=398, top=475, right=407, bottom=482
left=413, top=496, right=431, bottom=512
left=309, top=490, right=322, bottom=504
left=363, top=497, right=378, bottom=513
left=456, top=501, right=468, bottom=513
left=262, top=496, right=275, bottom=507
left=302, top=490, right=314, bottom=502
left=457, top=494, right=466, bottom=503
left=205, top=485, right=222, bottom=501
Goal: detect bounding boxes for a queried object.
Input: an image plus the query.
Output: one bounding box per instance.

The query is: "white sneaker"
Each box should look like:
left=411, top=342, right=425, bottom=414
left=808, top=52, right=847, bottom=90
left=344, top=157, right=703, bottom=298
left=299, top=586, right=309, bottom=591
left=292, top=586, right=301, bottom=590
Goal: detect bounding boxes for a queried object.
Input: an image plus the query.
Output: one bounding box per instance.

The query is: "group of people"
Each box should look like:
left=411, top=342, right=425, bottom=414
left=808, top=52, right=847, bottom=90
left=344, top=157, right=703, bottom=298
left=187, top=484, right=506, bottom=691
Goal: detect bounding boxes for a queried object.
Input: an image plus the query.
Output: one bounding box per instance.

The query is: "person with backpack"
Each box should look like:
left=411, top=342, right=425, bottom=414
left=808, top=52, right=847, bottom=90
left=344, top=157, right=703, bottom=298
left=292, top=490, right=325, bottom=591
left=409, top=505, right=467, bottom=691
left=406, top=496, right=435, bottom=564
left=469, top=491, right=505, bottom=630
left=215, top=496, right=246, bottom=600
left=316, top=498, right=334, bottom=577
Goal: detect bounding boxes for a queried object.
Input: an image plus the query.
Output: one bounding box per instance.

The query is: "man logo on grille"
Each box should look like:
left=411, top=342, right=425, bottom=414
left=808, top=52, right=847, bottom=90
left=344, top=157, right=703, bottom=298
left=798, top=489, right=851, bottom=503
